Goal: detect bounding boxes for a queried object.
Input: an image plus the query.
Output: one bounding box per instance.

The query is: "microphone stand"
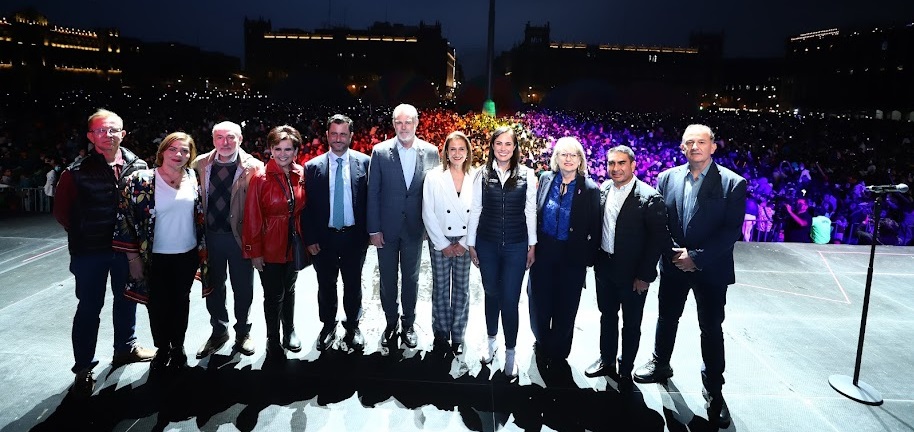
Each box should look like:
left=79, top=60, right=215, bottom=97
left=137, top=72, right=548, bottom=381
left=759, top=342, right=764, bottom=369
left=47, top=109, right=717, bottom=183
left=828, top=192, right=884, bottom=405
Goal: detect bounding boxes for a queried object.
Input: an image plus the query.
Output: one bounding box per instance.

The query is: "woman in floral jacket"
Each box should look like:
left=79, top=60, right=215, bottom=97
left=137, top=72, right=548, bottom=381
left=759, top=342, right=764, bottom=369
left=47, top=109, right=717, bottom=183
left=113, top=132, right=209, bottom=372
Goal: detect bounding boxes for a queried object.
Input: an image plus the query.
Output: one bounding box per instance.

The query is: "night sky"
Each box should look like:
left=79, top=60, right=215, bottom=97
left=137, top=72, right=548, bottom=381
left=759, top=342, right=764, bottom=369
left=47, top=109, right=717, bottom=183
left=5, top=0, right=914, bottom=79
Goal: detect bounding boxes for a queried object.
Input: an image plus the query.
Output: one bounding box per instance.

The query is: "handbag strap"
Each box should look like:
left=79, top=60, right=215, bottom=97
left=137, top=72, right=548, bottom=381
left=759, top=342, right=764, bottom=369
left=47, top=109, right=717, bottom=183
left=272, top=174, right=297, bottom=255
left=272, top=173, right=295, bottom=216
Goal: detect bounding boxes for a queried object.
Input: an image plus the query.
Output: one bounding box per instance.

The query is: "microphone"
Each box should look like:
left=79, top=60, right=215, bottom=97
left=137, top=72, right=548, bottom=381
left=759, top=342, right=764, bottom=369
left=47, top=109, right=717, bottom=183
left=865, top=183, right=909, bottom=194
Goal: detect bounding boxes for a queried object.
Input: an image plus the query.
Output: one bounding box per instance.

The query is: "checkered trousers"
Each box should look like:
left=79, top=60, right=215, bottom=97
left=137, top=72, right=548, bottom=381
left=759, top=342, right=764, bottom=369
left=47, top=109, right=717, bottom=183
left=428, top=237, right=471, bottom=343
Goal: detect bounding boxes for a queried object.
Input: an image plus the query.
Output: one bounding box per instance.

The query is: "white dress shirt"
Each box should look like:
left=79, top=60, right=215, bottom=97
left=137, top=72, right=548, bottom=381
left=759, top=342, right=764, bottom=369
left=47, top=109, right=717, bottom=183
left=602, top=176, right=636, bottom=254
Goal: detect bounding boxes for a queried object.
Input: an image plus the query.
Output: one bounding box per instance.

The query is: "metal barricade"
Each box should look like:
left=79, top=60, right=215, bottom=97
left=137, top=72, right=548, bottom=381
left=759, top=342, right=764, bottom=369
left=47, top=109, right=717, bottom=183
left=741, top=218, right=781, bottom=242
left=19, top=187, right=52, bottom=213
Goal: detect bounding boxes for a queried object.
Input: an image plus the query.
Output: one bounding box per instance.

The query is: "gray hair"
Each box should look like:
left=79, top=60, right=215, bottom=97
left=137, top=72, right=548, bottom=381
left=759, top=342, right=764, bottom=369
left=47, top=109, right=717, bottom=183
left=549, top=136, right=589, bottom=176
left=681, top=124, right=715, bottom=144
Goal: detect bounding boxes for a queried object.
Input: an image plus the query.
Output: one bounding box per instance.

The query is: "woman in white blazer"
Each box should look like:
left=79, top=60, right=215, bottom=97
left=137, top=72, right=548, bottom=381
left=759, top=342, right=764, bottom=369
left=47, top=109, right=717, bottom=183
left=422, top=131, right=475, bottom=355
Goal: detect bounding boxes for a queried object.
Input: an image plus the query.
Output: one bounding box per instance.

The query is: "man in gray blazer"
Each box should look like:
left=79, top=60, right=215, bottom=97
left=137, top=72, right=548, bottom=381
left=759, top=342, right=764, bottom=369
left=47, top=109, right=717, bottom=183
left=367, top=104, right=440, bottom=349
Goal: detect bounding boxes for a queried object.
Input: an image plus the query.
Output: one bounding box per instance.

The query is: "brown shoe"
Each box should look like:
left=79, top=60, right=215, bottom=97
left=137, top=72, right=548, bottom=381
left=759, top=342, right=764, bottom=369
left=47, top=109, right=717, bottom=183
left=196, top=333, right=230, bottom=359
left=69, top=369, right=96, bottom=398
left=235, top=334, right=256, bottom=356
left=112, top=344, right=155, bottom=366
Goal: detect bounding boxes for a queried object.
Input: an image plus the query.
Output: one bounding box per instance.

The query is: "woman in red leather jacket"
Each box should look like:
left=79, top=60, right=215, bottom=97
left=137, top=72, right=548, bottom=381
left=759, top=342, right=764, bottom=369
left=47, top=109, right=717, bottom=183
left=243, top=125, right=306, bottom=361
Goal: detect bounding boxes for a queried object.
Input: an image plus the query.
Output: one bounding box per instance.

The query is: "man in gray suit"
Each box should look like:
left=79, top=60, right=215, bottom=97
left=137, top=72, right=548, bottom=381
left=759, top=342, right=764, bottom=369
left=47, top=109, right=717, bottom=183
left=367, top=104, right=440, bottom=349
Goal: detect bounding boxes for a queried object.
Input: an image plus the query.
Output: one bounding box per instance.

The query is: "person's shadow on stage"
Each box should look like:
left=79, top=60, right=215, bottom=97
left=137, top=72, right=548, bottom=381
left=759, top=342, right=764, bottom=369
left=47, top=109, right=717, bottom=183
left=23, top=345, right=667, bottom=432
left=657, top=380, right=730, bottom=432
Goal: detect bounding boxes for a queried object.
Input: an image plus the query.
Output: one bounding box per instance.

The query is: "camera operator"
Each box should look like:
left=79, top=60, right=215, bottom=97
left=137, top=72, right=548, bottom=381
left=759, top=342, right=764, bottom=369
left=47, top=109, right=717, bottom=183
left=784, top=197, right=812, bottom=243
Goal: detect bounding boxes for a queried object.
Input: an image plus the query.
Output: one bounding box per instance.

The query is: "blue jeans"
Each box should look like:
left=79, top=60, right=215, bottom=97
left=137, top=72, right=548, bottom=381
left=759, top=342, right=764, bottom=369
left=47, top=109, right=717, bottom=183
left=475, top=239, right=528, bottom=349
left=70, top=251, right=137, bottom=373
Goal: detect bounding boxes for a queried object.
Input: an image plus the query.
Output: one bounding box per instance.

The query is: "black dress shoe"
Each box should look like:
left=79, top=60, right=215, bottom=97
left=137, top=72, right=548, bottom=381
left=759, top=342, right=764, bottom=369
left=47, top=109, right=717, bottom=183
left=584, top=358, right=619, bottom=379
left=618, top=376, right=634, bottom=393
left=150, top=349, right=170, bottom=372
left=168, top=347, right=188, bottom=371
left=401, top=326, right=418, bottom=349
left=381, top=323, right=398, bottom=348
left=633, top=358, right=673, bottom=383
left=317, top=325, right=337, bottom=351
left=703, top=389, right=732, bottom=429
left=343, top=327, right=365, bottom=351
left=283, top=330, right=302, bottom=353
left=265, top=342, right=286, bottom=364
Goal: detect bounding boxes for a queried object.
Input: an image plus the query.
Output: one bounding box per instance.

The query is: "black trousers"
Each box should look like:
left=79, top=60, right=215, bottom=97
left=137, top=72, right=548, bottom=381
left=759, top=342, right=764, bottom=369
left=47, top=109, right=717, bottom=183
left=259, top=261, right=298, bottom=344
left=593, top=251, right=648, bottom=376
left=654, top=272, right=728, bottom=395
left=313, top=228, right=367, bottom=330
left=148, top=249, right=198, bottom=353
left=527, top=235, right=587, bottom=361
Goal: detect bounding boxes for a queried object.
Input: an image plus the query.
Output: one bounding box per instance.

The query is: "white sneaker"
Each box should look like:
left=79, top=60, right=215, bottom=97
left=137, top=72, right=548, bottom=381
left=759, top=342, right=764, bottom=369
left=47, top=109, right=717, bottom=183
left=505, top=348, right=516, bottom=377
left=481, top=336, right=497, bottom=364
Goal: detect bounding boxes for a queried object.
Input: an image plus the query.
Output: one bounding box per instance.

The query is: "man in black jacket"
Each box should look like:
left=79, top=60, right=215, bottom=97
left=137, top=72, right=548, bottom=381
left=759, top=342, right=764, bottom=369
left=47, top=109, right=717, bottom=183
left=54, top=109, right=154, bottom=398
left=584, top=145, right=669, bottom=392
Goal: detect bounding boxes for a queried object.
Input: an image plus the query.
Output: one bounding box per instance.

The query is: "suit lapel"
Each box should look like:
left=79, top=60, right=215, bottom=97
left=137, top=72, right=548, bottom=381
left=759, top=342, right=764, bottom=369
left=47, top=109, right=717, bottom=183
left=411, top=146, right=423, bottom=190
left=409, top=144, right=426, bottom=190
left=674, top=166, right=687, bottom=226
left=459, top=169, right=474, bottom=208
left=346, top=150, right=360, bottom=203
left=537, top=172, right=553, bottom=210
left=389, top=145, right=408, bottom=190
left=442, top=168, right=468, bottom=211
left=619, top=179, right=638, bottom=215
left=692, top=162, right=721, bottom=219
left=318, top=155, right=331, bottom=206
left=600, top=181, right=611, bottom=207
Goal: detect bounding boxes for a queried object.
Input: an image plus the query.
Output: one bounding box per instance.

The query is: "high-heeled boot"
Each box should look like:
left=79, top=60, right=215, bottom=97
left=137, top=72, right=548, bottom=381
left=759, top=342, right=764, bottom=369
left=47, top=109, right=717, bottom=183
left=263, top=297, right=283, bottom=360
left=281, top=287, right=301, bottom=352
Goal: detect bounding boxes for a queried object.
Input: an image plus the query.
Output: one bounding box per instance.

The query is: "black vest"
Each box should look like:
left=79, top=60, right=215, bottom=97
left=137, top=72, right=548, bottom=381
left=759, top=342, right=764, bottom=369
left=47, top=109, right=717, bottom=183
left=477, top=165, right=529, bottom=245
left=66, top=148, right=147, bottom=255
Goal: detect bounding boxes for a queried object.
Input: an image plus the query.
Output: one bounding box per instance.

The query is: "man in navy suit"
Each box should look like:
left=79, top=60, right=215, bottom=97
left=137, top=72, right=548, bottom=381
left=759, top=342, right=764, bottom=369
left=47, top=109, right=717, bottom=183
left=367, top=104, right=440, bottom=349
left=634, top=124, right=745, bottom=429
left=303, top=114, right=371, bottom=351
left=584, top=145, right=669, bottom=392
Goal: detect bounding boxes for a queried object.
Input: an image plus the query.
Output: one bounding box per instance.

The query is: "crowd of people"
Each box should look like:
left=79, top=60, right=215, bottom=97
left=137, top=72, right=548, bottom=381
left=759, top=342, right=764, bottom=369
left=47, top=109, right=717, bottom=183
left=2, top=89, right=912, bottom=246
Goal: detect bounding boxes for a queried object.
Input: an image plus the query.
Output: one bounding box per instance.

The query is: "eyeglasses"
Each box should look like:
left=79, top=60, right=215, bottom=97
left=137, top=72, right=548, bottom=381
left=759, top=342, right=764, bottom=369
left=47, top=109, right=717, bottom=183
left=558, top=152, right=580, bottom=159
left=90, top=127, right=123, bottom=136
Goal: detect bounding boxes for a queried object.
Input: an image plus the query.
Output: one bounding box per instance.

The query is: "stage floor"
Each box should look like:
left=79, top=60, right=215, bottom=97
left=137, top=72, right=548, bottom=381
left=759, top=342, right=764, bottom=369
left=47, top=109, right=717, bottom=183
left=0, top=214, right=912, bottom=432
